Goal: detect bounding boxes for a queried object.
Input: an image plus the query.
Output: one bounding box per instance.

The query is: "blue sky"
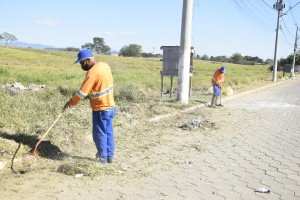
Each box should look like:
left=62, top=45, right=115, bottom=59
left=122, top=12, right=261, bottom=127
left=0, top=0, right=299, bottom=60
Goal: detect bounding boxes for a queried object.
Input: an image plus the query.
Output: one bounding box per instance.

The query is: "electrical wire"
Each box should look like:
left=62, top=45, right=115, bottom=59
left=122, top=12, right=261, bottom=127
left=290, top=6, right=297, bottom=26
left=281, top=17, right=294, bottom=37
left=280, top=1, right=300, bottom=47
left=231, top=0, right=275, bottom=30
left=281, top=27, right=293, bottom=46
left=246, top=0, right=275, bottom=26
left=283, top=1, right=300, bottom=14
left=261, top=0, right=274, bottom=10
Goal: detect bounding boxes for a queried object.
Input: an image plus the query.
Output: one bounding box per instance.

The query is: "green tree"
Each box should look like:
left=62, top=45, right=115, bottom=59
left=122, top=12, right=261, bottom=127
left=210, top=55, right=228, bottom=62
left=1, top=32, right=17, bottom=45
left=93, top=37, right=111, bottom=54
left=65, top=47, right=80, bottom=52
left=244, top=55, right=264, bottom=64
left=278, top=57, right=289, bottom=67
left=81, top=43, right=95, bottom=50
left=230, top=53, right=243, bottom=64
left=201, top=54, right=209, bottom=60
left=286, top=54, right=300, bottom=65
left=269, top=54, right=300, bottom=72
left=264, top=58, right=273, bottom=65
left=141, top=52, right=154, bottom=57
left=81, top=37, right=111, bottom=55
left=119, top=44, right=142, bottom=57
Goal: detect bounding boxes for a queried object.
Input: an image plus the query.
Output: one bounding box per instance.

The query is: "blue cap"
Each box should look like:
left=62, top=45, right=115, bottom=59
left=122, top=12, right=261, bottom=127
left=220, top=66, right=226, bottom=73
left=74, top=49, right=93, bottom=64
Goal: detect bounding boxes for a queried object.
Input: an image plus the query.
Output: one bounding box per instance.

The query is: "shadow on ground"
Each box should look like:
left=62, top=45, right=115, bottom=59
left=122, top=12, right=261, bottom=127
left=0, top=132, right=69, bottom=160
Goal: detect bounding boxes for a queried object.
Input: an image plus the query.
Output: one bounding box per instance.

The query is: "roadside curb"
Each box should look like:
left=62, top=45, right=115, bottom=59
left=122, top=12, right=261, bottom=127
left=149, top=78, right=294, bottom=122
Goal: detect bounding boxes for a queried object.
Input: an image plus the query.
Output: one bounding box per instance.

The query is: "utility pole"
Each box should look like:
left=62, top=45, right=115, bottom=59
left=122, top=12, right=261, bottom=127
left=272, top=0, right=285, bottom=82
left=177, top=0, right=193, bottom=104
left=291, top=26, right=298, bottom=79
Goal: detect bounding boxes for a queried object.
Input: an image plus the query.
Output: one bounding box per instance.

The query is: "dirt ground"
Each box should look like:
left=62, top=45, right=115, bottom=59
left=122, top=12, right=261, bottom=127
left=0, top=87, right=261, bottom=199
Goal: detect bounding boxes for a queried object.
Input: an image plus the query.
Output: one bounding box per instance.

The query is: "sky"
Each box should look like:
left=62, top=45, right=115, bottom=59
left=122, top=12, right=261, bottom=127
left=0, top=0, right=299, bottom=60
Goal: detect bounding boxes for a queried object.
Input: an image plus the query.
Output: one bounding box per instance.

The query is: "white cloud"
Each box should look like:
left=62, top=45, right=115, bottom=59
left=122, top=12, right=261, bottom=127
left=32, top=18, right=60, bottom=26
left=103, top=31, right=141, bottom=38
left=103, top=32, right=116, bottom=36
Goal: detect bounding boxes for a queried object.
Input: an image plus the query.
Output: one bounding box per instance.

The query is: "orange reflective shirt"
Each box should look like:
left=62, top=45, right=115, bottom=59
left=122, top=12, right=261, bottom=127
left=68, top=62, right=115, bottom=111
left=211, top=69, right=225, bottom=88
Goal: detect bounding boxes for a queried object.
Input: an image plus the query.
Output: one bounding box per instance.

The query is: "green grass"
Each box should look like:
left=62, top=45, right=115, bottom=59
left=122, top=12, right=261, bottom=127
left=0, top=46, right=273, bottom=96
left=0, top=46, right=277, bottom=151
left=1, top=46, right=284, bottom=177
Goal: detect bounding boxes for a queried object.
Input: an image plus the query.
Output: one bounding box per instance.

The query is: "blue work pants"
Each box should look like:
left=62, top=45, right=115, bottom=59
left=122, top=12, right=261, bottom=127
left=213, top=85, right=221, bottom=96
left=92, top=108, right=116, bottom=163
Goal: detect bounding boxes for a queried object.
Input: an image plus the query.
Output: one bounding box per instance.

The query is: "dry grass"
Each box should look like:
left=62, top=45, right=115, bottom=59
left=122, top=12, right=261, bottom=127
left=0, top=46, right=280, bottom=177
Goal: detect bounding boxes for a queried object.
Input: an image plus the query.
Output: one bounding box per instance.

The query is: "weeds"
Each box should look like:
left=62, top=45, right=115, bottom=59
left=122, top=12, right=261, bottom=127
left=0, top=47, right=274, bottom=136
left=57, top=85, right=76, bottom=96
left=0, top=47, right=280, bottom=177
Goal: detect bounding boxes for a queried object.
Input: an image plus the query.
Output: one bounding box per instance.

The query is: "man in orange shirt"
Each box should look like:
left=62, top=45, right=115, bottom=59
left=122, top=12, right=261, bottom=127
left=210, top=66, right=226, bottom=108
left=63, top=49, right=116, bottom=164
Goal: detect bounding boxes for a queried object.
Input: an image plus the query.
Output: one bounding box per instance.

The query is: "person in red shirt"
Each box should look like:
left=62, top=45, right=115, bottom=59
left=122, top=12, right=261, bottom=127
left=63, top=49, right=116, bottom=164
left=210, top=66, right=226, bottom=108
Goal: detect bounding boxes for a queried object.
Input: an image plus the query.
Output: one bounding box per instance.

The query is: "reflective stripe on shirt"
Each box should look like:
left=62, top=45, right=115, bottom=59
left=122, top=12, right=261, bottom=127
left=89, top=84, right=113, bottom=98
left=76, top=90, right=88, bottom=99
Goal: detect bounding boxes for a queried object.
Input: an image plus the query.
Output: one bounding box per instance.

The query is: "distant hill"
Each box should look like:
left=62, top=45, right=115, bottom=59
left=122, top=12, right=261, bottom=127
left=0, top=41, right=120, bottom=54
left=0, top=41, right=57, bottom=49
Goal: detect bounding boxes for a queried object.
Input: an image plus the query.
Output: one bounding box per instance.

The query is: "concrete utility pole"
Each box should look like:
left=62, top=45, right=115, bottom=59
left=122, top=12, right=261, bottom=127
left=272, top=0, right=285, bottom=82
left=177, top=0, right=193, bottom=104
left=291, top=26, right=298, bottom=79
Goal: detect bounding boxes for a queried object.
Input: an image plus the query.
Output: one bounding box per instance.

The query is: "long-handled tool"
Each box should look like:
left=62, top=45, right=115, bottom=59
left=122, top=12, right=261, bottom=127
left=29, top=112, right=63, bottom=156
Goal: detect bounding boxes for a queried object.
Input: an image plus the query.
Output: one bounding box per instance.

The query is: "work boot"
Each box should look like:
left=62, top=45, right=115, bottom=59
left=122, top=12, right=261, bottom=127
left=96, top=153, right=107, bottom=164
left=209, top=96, right=217, bottom=108
left=107, top=157, right=114, bottom=163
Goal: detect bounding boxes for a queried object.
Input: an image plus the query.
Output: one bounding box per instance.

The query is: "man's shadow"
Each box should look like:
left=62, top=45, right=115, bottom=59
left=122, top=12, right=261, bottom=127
left=0, top=132, right=97, bottom=162
left=0, top=131, right=69, bottom=160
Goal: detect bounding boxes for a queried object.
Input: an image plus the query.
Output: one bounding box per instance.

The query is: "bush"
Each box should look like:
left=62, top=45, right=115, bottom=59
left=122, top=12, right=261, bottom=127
left=58, top=86, right=76, bottom=96
left=114, top=84, right=145, bottom=103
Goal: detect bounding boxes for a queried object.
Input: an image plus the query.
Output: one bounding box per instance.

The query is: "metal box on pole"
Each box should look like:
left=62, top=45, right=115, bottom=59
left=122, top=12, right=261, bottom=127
left=160, top=46, right=193, bottom=97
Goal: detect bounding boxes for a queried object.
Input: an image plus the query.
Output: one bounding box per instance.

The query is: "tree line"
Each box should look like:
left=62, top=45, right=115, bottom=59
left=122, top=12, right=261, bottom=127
left=71, top=37, right=278, bottom=65
left=1, top=32, right=299, bottom=67
left=196, top=52, right=300, bottom=67
left=66, top=37, right=161, bottom=58
left=197, top=53, right=273, bottom=65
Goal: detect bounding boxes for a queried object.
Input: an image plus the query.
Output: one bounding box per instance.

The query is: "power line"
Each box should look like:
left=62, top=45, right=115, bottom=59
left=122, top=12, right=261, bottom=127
left=281, top=17, right=294, bottom=37
left=286, top=0, right=299, bottom=26
left=246, top=0, right=275, bottom=25
left=261, top=0, right=274, bottom=9
left=283, top=1, right=300, bottom=14
left=280, top=1, right=300, bottom=46
left=281, top=26, right=294, bottom=46
left=231, top=0, right=275, bottom=30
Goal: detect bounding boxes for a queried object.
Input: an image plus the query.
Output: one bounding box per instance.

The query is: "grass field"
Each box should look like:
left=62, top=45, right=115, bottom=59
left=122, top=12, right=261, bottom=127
left=0, top=46, right=276, bottom=131
left=0, top=46, right=281, bottom=176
